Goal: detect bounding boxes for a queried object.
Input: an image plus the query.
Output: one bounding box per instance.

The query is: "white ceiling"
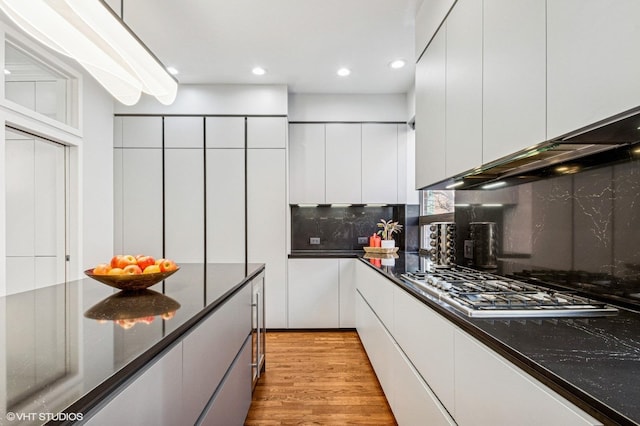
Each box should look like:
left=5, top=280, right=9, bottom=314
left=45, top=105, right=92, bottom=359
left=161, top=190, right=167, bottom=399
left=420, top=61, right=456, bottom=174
left=118, top=0, right=422, bottom=94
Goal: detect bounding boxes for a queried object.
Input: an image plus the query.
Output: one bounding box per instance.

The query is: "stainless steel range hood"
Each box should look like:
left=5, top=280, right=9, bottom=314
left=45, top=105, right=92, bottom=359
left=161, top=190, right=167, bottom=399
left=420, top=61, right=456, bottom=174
left=428, top=108, right=640, bottom=190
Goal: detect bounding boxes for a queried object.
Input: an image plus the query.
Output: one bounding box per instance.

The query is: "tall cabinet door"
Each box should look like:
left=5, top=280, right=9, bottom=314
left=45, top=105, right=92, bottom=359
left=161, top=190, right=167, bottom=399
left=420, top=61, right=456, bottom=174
left=361, top=123, right=398, bottom=204
left=483, top=0, right=546, bottom=163
left=247, top=148, right=287, bottom=329
left=415, top=27, right=446, bottom=189
left=164, top=117, right=205, bottom=262
left=326, top=123, right=361, bottom=203
left=446, top=0, right=482, bottom=176
left=206, top=149, right=245, bottom=262
left=120, top=149, right=163, bottom=256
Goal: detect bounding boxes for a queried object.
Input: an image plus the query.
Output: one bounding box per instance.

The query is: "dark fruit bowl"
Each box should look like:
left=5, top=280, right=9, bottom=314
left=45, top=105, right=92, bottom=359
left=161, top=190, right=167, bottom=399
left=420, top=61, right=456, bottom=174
left=84, top=267, right=179, bottom=291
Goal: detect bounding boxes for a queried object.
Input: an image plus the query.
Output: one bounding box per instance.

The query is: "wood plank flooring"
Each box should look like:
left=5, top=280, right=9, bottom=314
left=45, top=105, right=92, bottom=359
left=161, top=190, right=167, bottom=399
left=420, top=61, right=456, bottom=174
left=245, top=331, right=397, bottom=425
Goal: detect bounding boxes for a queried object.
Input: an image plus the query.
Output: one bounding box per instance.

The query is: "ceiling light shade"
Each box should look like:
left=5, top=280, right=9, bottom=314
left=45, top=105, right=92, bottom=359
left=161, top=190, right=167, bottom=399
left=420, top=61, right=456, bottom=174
left=337, top=67, right=351, bottom=77
left=0, top=0, right=178, bottom=105
left=252, top=66, right=266, bottom=75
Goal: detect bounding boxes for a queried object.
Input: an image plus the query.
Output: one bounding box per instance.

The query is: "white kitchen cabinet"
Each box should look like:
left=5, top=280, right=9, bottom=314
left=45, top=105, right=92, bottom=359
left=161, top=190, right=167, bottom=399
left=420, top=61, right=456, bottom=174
left=289, top=123, right=326, bottom=204
left=115, top=116, right=162, bottom=148
left=355, top=260, right=393, bottom=330
left=325, top=123, right=362, bottom=203
left=247, top=116, right=287, bottom=148
left=397, top=124, right=419, bottom=205
left=356, top=291, right=395, bottom=405
left=164, top=116, right=204, bottom=148
left=362, top=123, right=398, bottom=204
left=547, top=0, right=640, bottom=139
left=182, top=284, right=251, bottom=425
left=247, top=149, right=287, bottom=329
left=415, top=27, right=446, bottom=189
left=117, top=149, right=163, bottom=256
left=206, top=149, right=245, bottom=262
left=483, top=0, right=546, bottom=164
left=393, top=285, right=455, bottom=415
left=205, top=117, right=245, bottom=148
left=288, top=259, right=339, bottom=328
left=339, top=258, right=356, bottom=328
left=86, top=342, right=184, bottom=426
left=445, top=0, right=482, bottom=177
left=390, top=337, right=456, bottom=426
left=164, top=149, right=205, bottom=262
left=454, top=330, right=601, bottom=426
left=357, top=288, right=454, bottom=426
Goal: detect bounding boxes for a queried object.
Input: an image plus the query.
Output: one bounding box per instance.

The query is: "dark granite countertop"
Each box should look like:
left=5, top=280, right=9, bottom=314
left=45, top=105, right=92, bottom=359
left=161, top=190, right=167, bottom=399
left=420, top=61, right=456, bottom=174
left=0, top=263, right=264, bottom=425
left=359, top=253, right=640, bottom=426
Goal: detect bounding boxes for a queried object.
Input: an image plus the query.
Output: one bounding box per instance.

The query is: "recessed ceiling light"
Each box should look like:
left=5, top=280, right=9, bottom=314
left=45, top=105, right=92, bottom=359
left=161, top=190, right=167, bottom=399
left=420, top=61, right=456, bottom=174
left=389, top=59, right=406, bottom=69
left=166, top=66, right=178, bottom=75
left=252, top=66, right=266, bottom=76
left=337, top=67, right=351, bottom=77
left=3, top=69, right=10, bottom=75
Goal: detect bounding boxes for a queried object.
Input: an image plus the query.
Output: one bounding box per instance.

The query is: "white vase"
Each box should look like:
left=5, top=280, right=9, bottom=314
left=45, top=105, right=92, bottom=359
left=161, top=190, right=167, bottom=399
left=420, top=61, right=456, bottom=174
left=381, top=239, right=395, bottom=249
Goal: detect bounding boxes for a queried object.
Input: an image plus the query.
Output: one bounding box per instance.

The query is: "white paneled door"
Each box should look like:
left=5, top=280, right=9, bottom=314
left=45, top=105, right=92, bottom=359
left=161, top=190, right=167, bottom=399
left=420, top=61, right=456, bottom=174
left=5, top=128, right=66, bottom=294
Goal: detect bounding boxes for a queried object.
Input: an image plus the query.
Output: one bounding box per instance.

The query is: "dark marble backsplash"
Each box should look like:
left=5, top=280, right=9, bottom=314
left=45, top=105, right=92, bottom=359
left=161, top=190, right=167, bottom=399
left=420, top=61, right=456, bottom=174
left=291, top=205, right=419, bottom=251
left=453, top=156, right=640, bottom=309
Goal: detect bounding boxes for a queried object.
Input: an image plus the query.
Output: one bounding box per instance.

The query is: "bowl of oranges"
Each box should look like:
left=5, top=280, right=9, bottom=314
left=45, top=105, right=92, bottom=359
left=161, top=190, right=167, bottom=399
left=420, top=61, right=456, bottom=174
left=85, top=254, right=179, bottom=291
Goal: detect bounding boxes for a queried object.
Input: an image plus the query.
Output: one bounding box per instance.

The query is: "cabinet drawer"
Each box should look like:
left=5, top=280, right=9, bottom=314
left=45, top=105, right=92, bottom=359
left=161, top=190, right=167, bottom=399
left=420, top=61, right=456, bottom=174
left=182, top=284, right=251, bottom=425
left=355, top=261, right=394, bottom=331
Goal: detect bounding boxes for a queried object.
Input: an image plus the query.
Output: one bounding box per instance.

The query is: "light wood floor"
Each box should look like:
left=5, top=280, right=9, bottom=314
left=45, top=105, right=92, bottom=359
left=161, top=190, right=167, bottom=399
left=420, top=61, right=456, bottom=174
left=245, top=331, right=397, bottom=425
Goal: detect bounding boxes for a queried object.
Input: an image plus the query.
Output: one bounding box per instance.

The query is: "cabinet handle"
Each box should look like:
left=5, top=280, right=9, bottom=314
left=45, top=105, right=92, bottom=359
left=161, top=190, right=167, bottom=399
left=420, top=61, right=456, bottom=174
left=256, top=291, right=261, bottom=379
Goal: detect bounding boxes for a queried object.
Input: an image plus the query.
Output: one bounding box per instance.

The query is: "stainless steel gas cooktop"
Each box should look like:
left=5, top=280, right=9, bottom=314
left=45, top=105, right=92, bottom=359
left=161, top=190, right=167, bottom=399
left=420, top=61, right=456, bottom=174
left=401, top=266, right=618, bottom=318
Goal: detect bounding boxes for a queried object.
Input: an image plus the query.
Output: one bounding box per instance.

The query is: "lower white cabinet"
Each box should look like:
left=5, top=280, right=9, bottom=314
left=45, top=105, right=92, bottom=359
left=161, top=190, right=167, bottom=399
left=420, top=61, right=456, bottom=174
left=86, top=342, right=184, bottom=426
left=288, top=259, right=340, bottom=328
left=198, top=336, right=252, bottom=426
left=454, top=331, right=601, bottom=426
left=356, top=291, right=455, bottom=426
left=287, top=258, right=357, bottom=328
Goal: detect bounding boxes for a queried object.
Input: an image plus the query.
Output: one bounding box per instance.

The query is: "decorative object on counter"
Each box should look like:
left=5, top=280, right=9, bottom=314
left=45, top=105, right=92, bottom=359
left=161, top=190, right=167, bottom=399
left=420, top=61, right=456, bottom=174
left=425, top=222, right=456, bottom=267
left=467, top=222, right=498, bottom=269
left=369, top=233, right=382, bottom=247
left=84, top=289, right=181, bottom=329
left=85, top=254, right=179, bottom=290
left=377, top=218, right=403, bottom=249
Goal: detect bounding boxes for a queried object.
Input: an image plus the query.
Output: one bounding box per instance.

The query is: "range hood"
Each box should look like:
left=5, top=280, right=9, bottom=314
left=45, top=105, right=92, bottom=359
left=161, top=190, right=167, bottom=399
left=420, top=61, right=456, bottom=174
left=428, top=108, right=640, bottom=191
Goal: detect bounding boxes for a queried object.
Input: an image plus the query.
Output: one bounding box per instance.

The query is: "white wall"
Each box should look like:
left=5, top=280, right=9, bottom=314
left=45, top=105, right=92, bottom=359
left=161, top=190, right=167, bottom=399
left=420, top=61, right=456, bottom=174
left=79, top=75, right=115, bottom=275
left=114, top=84, right=288, bottom=116
left=288, top=93, right=407, bottom=122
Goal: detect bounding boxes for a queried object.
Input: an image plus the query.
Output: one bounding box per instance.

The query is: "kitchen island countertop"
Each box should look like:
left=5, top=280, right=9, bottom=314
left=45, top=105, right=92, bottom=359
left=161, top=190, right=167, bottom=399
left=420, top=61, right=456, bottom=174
left=0, top=263, right=264, bottom=425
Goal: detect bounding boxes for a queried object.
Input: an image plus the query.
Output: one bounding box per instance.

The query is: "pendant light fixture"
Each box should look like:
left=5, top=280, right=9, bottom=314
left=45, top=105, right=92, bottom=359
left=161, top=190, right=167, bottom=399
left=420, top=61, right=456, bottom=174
left=0, top=0, right=178, bottom=105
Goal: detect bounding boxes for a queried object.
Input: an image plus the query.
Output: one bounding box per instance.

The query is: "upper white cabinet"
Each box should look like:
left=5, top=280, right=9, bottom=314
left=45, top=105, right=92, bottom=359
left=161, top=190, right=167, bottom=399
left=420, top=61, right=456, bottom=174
left=289, top=122, right=406, bottom=204
left=415, top=26, right=447, bottom=189
left=445, top=0, right=482, bottom=177
left=547, top=0, right=640, bottom=139
left=206, top=116, right=245, bottom=148
left=483, top=0, right=546, bottom=164
left=115, top=116, right=162, bottom=148
left=289, top=123, right=326, bottom=204
left=164, top=116, right=204, bottom=148
left=247, top=116, right=287, bottom=148
left=362, top=124, right=398, bottom=204
left=325, top=123, right=362, bottom=204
